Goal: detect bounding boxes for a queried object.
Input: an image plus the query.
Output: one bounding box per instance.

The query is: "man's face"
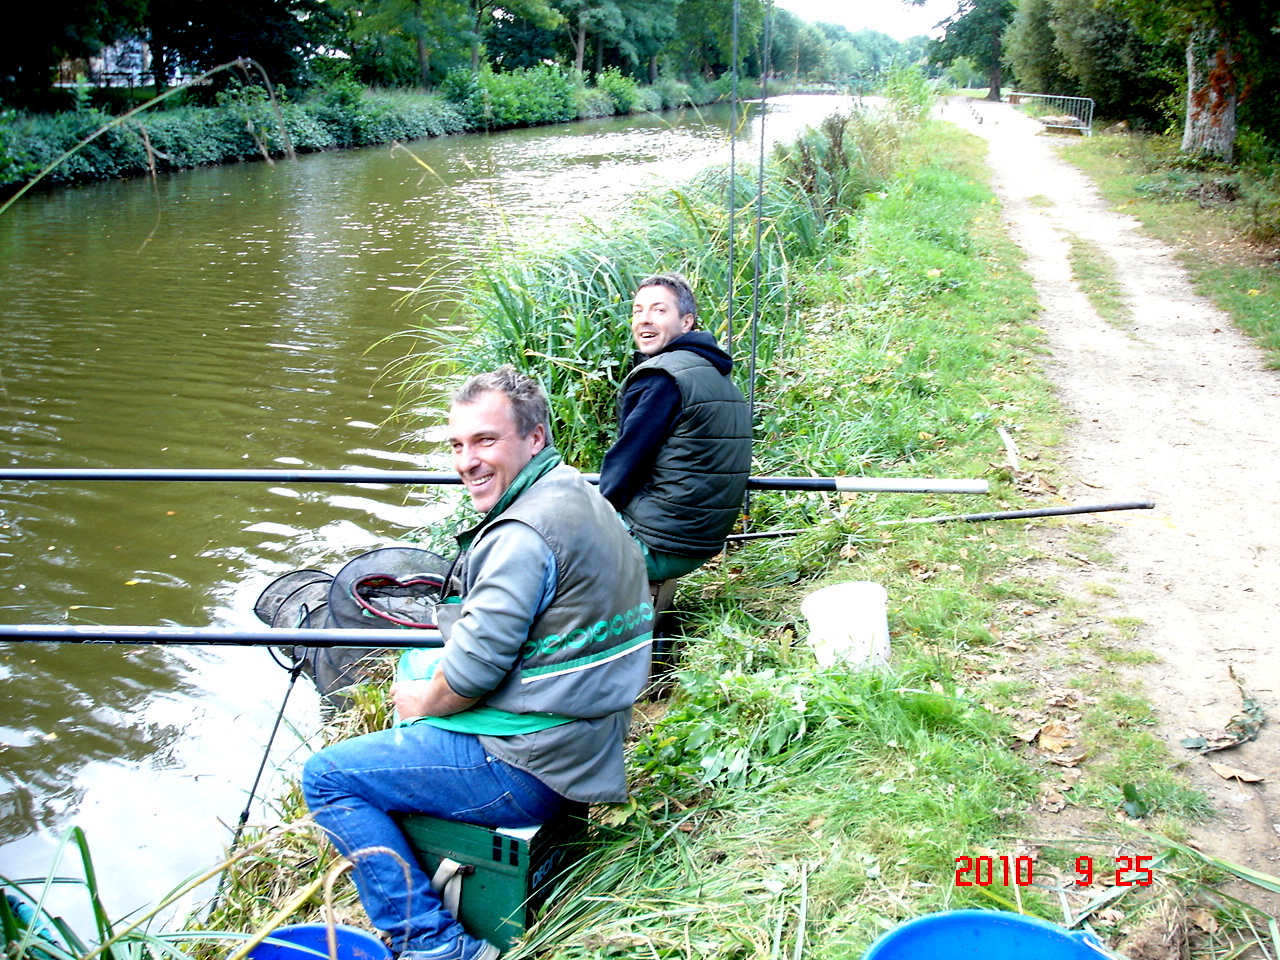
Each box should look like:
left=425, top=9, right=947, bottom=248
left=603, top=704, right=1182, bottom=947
left=631, top=283, right=694, bottom=356
left=448, top=390, right=546, bottom=513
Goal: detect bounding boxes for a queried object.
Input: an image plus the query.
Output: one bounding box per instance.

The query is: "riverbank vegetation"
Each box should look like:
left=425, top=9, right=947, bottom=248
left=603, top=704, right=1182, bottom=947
left=0, top=66, right=775, bottom=194
left=1, top=0, right=927, bottom=194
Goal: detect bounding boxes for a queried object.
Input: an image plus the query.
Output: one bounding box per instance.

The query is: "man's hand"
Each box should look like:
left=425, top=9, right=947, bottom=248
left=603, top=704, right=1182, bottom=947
left=391, top=671, right=477, bottom=722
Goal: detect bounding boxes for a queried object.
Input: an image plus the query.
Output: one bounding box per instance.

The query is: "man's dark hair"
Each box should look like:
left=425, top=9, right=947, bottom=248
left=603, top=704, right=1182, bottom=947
left=637, top=272, right=699, bottom=329
left=453, top=365, right=551, bottom=440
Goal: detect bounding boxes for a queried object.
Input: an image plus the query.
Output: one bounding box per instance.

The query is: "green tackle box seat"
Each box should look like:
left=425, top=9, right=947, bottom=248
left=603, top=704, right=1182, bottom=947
left=397, top=804, right=589, bottom=950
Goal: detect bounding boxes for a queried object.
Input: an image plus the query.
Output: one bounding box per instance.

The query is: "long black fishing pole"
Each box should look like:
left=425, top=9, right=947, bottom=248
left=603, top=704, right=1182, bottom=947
left=880, top=500, right=1156, bottom=525
left=726, top=500, right=1157, bottom=540
left=0, top=468, right=989, bottom=494
left=0, top=624, right=445, bottom=645
left=743, top=0, right=772, bottom=521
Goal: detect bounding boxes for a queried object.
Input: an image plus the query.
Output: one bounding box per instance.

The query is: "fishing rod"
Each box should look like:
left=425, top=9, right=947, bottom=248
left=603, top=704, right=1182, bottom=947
left=725, top=500, right=1156, bottom=540
left=0, top=624, right=444, bottom=646
left=0, top=467, right=989, bottom=495
left=879, top=500, right=1156, bottom=525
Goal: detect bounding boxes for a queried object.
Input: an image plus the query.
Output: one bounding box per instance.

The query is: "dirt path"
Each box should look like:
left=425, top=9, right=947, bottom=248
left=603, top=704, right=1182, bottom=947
left=942, top=97, right=1280, bottom=919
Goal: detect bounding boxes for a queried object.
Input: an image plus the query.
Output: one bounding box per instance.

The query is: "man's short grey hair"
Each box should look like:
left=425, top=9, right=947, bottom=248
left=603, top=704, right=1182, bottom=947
left=637, top=272, right=698, bottom=329
left=452, top=365, right=551, bottom=440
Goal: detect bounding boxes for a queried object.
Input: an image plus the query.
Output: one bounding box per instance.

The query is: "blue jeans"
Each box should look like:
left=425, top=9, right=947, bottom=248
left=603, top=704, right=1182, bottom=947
left=302, top=724, right=566, bottom=952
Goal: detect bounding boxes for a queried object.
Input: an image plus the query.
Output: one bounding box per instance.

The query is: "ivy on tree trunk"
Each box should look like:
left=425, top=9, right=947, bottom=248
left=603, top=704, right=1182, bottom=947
left=1181, top=24, right=1239, bottom=161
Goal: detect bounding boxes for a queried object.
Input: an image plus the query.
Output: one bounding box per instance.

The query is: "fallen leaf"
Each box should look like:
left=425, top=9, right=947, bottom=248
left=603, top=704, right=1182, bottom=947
left=1045, top=750, right=1089, bottom=767
left=1208, top=762, right=1264, bottom=783
left=1188, top=908, right=1219, bottom=934
left=1038, top=788, right=1066, bottom=813
left=1037, top=720, right=1076, bottom=752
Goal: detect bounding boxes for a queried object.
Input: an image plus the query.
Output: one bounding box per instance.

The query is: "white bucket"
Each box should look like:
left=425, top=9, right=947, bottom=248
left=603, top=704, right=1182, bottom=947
left=801, top=581, right=891, bottom=668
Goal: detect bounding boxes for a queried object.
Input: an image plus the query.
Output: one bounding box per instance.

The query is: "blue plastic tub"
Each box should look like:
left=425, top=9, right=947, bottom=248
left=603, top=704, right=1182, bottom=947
left=863, top=910, right=1111, bottom=960
left=247, top=924, right=392, bottom=960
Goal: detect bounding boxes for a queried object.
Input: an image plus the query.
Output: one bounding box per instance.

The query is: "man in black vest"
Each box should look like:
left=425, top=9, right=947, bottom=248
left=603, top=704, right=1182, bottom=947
left=599, top=272, right=752, bottom=582
left=304, top=367, right=651, bottom=960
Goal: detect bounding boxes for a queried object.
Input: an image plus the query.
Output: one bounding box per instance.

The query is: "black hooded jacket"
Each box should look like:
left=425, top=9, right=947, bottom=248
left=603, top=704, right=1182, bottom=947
left=599, top=331, right=751, bottom=556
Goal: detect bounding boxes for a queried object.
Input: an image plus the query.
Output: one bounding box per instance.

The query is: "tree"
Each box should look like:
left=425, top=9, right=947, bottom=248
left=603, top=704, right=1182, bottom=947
left=461, top=0, right=561, bottom=72
left=849, top=29, right=902, bottom=82
left=336, top=0, right=468, bottom=88
left=673, top=0, right=765, bottom=79
left=144, top=0, right=335, bottom=93
left=623, top=0, right=678, bottom=83
left=1050, top=0, right=1178, bottom=122
left=1002, top=0, right=1072, bottom=93
left=923, top=0, right=1015, bottom=100
left=0, top=0, right=145, bottom=107
left=1111, top=0, right=1280, bottom=160
left=554, top=1, right=623, bottom=73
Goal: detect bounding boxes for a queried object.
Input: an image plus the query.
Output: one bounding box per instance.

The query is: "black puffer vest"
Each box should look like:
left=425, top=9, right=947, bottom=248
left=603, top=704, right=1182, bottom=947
left=621, top=350, right=752, bottom=556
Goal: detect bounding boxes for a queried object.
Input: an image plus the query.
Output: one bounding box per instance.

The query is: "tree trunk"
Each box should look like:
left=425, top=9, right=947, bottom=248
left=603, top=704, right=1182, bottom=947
left=574, top=22, right=586, bottom=73
left=148, top=27, right=169, bottom=95
left=985, top=31, right=1003, bottom=101
left=413, top=0, right=431, bottom=88
left=1181, top=25, right=1238, bottom=162
left=151, top=45, right=168, bottom=96
left=985, top=64, right=1003, bottom=101
left=416, top=34, right=431, bottom=88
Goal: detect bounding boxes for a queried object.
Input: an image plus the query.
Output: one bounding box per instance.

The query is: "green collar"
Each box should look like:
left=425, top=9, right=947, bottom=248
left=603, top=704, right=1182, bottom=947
left=456, top=446, right=562, bottom=550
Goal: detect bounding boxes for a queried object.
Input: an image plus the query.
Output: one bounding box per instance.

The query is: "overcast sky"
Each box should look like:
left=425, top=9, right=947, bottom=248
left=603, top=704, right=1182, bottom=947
left=771, top=0, right=959, bottom=41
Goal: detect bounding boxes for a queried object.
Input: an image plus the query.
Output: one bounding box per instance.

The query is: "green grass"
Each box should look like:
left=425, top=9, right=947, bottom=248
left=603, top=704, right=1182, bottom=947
left=1064, top=232, right=1131, bottom=326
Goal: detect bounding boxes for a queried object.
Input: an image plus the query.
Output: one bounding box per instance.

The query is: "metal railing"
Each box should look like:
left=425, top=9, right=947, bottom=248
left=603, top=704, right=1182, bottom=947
left=1006, top=92, right=1095, bottom=136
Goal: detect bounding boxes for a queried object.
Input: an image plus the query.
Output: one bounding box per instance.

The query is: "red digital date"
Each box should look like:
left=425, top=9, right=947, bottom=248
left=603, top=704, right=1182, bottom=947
left=954, top=855, right=1035, bottom=886
left=953, top=854, right=1154, bottom=887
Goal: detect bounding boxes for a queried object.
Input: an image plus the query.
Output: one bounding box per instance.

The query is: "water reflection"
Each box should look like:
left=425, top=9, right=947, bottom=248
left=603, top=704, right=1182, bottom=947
left=0, top=643, right=188, bottom=838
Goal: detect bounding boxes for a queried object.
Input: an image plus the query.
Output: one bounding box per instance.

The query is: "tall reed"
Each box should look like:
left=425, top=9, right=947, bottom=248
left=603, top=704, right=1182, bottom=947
left=392, top=102, right=916, bottom=471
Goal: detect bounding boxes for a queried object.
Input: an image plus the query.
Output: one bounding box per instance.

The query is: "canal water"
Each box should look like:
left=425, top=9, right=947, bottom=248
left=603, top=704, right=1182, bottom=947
left=0, top=96, right=851, bottom=927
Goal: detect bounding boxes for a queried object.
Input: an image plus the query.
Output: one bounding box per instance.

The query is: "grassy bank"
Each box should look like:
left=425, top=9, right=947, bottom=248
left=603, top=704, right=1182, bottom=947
left=0, top=67, right=774, bottom=195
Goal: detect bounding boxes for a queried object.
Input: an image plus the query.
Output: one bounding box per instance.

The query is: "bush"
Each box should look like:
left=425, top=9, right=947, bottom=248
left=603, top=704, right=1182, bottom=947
left=597, top=67, right=640, bottom=115
left=0, top=84, right=467, bottom=190
left=2, top=109, right=148, bottom=186
left=652, top=78, right=694, bottom=109
left=442, top=65, right=577, bottom=130
left=635, top=86, right=664, bottom=113
left=574, top=86, right=615, bottom=119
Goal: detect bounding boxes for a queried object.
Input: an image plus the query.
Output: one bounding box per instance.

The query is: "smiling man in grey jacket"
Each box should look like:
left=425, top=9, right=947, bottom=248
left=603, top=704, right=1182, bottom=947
left=304, top=366, right=651, bottom=960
